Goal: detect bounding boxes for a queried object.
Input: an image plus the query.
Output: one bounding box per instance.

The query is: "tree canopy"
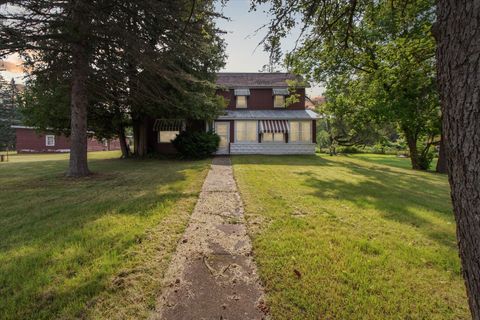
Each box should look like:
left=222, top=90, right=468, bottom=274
left=255, top=0, right=439, bottom=170
left=1, top=0, right=226, bottom=170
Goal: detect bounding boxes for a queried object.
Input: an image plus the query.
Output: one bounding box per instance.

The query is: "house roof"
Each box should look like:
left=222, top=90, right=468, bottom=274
left=216, top=73, right=307, bottom=88
left=216, top=110, right=319, bottom=120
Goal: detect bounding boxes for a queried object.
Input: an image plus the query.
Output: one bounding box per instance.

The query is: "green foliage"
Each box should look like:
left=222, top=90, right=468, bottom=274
left=337, top=146, right=361, bottom=154
left=258, top=0, right=440, bottom=170
left=2, top=0, right=226, bottom=145
left=418, top=151, right=435, bottom=170
left=172, top=130, right=220, bottom=159
left=0, top=77, right=21, bottom=150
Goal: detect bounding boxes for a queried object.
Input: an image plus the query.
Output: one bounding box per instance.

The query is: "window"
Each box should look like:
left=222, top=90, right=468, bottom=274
left=236, top=96, right=247, bottom=108
left=235, top=121, right=257, bottom=142
left=262, top=132, right=285, bottom=143
left=289, top=121, right=312, bottom=143
left=45, top=135, right=55, bottom=147
left=274, top=95, right=285, bottom=108
left=158, top=131, right=179, bottom=143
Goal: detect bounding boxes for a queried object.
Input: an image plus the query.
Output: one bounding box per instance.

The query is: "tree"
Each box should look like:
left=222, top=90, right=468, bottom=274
left=281, top=0, right=439, bottom=169
left=254, top=0, right=480, bottom=316
left=0, top=76, right=20, bottom=151
left=2, top=0, right=226, bottom=163
left=434, top=0, right=480, bottom=317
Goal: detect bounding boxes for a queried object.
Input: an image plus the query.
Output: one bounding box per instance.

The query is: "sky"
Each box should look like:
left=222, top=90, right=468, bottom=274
left=216, top=0, right=323, bottom=97
left=0, top=0, right=324, bottom=96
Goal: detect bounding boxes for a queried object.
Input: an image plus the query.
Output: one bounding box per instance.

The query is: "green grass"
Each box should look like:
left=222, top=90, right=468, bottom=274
left=347, top=153, right=438, bottom=170
left=0, top=151, right=210, bottom=319
left=232, top=154, right=468, bottom=319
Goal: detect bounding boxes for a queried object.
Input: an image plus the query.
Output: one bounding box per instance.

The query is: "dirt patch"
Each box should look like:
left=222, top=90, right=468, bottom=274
left=152, top=157, right=268, bottom=320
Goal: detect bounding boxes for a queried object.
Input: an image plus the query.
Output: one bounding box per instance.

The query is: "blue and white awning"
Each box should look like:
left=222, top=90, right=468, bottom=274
left=259, top=120, right=290, bottom=133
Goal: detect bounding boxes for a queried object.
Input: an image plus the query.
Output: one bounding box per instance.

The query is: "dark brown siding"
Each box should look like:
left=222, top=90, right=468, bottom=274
left=216, top=88, right=306, bottom=110
left=312, top=120, right=317, bottom=144
left=15, top=128, right=120, bottom=153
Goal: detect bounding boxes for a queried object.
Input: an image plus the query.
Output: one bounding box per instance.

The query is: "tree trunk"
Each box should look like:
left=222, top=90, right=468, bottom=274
left=435, top=1, right=480, bottom=318
left=118, top=125, right=130, bottom=158
left=405, top=133, right=421, bottom=170
left=67, top=2, right=90, bottom=177
left=133, top=117, right=148, bottom=157
left=436, top=133, right=447, bottom=174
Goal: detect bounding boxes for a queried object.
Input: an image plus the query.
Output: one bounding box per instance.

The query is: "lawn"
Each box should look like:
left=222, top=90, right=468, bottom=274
left=0, top=151, right=210, bottom=319
left=232, top=154, right=468, bottom=319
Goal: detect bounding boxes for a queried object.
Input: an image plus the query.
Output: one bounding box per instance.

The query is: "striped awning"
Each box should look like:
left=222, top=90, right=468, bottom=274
left=153, top=119, right=184, bottom=131
left=259, top=120, right=290, bottom=133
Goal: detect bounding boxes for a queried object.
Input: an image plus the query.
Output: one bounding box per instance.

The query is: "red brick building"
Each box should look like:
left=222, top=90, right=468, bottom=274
left=12, top=126, right=121, bottom=153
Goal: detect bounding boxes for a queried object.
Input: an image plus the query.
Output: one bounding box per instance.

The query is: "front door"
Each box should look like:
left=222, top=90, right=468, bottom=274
left=215, top=122, right=230, bottom=154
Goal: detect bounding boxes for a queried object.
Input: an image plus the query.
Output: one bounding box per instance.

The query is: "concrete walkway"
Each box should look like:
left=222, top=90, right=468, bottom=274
left=153, top=157, right=268, bottom=320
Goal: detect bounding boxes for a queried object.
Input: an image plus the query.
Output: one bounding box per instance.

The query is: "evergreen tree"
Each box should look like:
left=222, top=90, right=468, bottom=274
left=0, top=76, right=20, bottom=151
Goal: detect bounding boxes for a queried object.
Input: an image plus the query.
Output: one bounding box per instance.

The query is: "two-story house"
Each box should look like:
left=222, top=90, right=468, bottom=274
left=147, top=72, right=319, bottom=155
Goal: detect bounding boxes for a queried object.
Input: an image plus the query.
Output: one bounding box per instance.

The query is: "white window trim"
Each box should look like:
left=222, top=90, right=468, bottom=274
left=273, top=95, right=286, bottom=108
left=289, top=121, right=312, bottom=143
left=234, top=120, right=258, bottom=143
left=45, top=135, right=55, bottom=147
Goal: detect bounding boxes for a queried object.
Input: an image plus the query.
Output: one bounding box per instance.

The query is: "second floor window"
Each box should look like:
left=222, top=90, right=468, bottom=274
left=274, top=95, right=285, bottom=108
left=236, top=95, right=247, bottom=108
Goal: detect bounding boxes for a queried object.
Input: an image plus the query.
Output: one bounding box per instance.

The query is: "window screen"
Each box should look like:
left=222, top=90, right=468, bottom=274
left=235, top=121, right=257, bottom=142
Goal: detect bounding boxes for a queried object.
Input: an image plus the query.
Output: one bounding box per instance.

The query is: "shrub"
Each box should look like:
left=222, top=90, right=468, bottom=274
left=418, top=151, right=435, bottom=170
left=172, top=130, right=220, bottom=159
left=337, top=146, right=362, bottom=154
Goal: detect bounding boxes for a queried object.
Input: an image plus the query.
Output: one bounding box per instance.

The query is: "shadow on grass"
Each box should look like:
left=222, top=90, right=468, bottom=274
left=234, top=154, right=454, bottom=250
left=0, top=156, right=207, bottom=319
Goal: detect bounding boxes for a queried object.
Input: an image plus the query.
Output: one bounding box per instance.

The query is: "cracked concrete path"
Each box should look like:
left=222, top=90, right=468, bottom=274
left=152, top=157, right=268, bottom=320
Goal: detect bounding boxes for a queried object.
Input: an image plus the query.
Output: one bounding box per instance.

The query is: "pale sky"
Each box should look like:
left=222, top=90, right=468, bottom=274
left=216, top=0, right=324, bottom=97
left=0, top=0, right=324, bottom=96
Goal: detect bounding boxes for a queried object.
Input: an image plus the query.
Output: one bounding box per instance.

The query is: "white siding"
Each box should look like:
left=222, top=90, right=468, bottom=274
left=230, top=143, right=315, bottom=154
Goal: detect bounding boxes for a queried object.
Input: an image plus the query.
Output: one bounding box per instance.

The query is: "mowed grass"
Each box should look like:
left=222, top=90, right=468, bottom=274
left=0, top=151, right=210, bottom=319
left=232, top=154, right=468, bottom=319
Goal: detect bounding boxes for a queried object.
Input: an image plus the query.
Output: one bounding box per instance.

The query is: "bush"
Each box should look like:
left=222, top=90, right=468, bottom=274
left=418, top=151, right=435, bottom=170
left=337, top=146, right=362, bottom=154
left=172, top=130, right=220, bottom=159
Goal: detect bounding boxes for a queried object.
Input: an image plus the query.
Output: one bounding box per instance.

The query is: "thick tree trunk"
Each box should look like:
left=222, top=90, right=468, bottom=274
left=406, top=134, right=421, bottom=170
left=133, top=118, right=148, bottom=157
left=67, top=3, right=90, bottom=177
left=435, top=1, right=480, bottom=318
left=436, top=134, right=447, bottom=174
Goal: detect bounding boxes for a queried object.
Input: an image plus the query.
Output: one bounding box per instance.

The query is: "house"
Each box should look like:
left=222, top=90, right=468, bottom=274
left=147, top=72, right=318, bottom=155
left=12, top=126, right=121, bottom=153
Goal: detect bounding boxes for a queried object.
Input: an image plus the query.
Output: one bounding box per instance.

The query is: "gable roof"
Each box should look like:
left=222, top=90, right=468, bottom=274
left=216, top=72, right=306, bottom=88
